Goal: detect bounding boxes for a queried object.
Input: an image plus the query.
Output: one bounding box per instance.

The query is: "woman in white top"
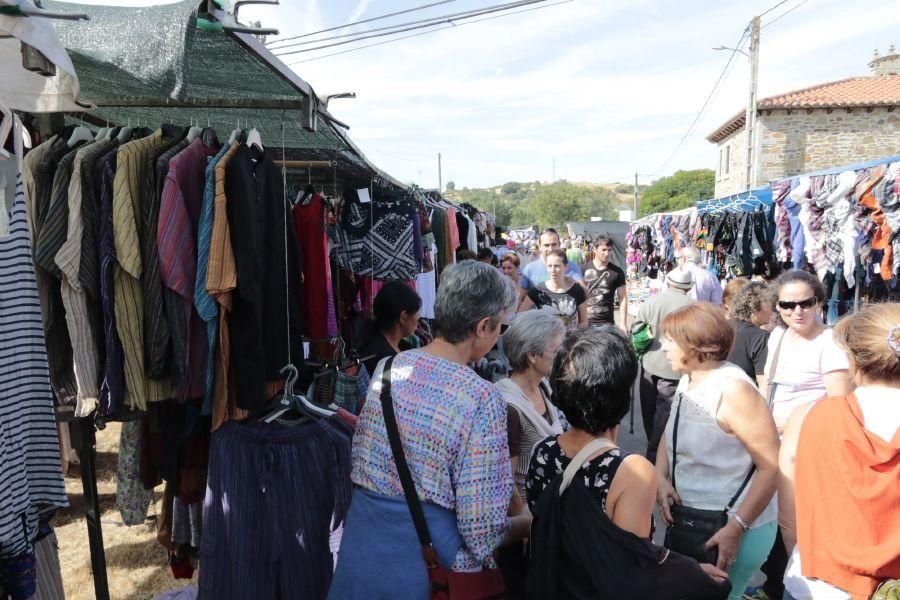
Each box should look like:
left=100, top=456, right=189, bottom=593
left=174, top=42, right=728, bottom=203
left=655, top=303, right=780, bottom=600
left=764, top=270, right=851, bottom=433
left=778, top=303, right=900, bottom=600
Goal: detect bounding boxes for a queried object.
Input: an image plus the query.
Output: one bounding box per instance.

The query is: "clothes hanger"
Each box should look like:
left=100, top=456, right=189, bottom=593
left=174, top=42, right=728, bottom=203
left=262, top=364, right=333, bottom=423
left=116, top=117, right=133, bottom=143
left=67, top=118, right=93, bottom=147
left=246, top=127, right=263, bottom=151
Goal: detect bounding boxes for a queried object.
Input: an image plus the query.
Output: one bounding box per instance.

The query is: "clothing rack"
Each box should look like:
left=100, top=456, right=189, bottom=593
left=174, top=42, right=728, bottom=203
left=275, top=160, right=333, bottom=169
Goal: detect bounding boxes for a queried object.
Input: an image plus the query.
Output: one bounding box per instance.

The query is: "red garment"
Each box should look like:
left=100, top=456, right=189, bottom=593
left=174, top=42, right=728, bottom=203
left=447, top=206, right=460, bottom=253
left=293, top=193, right=330, bottom=339
left=795, top=394, right=900, bottom=599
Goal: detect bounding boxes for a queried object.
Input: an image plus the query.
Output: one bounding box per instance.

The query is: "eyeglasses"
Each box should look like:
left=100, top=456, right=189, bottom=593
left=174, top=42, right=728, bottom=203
left=777, top=297, right=817, bottom=311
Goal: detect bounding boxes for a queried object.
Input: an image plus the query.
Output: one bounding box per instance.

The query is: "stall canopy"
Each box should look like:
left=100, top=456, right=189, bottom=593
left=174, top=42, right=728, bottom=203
left=565, top=220, right=630, bottom=268
left=41, top=0, right=405, bottom=187
left=0, top=2, right=88, bottom=112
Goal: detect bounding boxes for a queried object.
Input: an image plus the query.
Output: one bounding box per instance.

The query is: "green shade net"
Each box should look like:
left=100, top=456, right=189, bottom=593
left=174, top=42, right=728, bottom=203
left=45, top=0, right=357, bottom=152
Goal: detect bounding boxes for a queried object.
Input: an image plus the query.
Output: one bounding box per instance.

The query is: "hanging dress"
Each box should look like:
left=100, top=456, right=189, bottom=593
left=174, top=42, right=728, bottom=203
left=0, top=116, right=68, bottom=558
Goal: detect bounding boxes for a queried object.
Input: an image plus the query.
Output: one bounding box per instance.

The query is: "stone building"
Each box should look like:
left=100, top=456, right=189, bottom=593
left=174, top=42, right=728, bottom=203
left=707, top=47, right=900, bottom=198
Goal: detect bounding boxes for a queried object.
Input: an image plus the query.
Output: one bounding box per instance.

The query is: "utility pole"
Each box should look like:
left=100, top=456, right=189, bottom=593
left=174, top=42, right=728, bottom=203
left=744, top=16, right=760, bottom=191
left=437, top=152, right=442, bottom=192
left=633, top=172, right=639, bottom=220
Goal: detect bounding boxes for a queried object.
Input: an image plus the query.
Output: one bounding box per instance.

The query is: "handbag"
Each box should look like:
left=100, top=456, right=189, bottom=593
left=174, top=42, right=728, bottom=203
left=379, top=356, right=507, bottom=600
left=664, top=331, right=784, bottom=564
left=631, top=322, right=654, bottom=355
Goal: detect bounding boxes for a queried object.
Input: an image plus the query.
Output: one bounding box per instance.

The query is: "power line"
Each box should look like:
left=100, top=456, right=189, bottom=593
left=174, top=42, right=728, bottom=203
left=285, top=0, right=573, bottom=65
left=265, top=0, right=460, bottom=48
left=647, top=26, right=750, bottom=176
left=758, top=0, right=791, bottom=18
left=762, top=0, right=811, bottom=28
left=273, top=0, right=549, bottom=57
left=272, top=0, right=545, bottom=52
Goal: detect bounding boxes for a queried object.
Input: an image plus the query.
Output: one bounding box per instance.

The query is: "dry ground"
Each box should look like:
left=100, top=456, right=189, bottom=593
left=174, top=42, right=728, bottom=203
left=57, top=422, right=196, bottom=600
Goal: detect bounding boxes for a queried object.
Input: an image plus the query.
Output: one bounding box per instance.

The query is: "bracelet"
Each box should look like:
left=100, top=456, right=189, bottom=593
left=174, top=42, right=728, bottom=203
left=732, top=514, right=750, bottom=532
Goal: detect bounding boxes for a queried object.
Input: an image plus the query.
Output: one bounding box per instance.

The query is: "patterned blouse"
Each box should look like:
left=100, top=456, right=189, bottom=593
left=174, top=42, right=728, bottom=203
left=351, top=349, right=513, bottom=570
left=525, top=436, right=626, bottom=513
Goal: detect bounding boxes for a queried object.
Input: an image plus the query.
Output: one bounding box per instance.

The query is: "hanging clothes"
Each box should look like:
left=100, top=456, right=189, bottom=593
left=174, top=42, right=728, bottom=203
left=205, top=142, right=244, bottom=430
left=199, top=418, right=352, bottom=600
left=112, top=129, right=176, bottom=410
left=333, top=189, right=420, bottom=281
left=143, top=127, right=188, bottom=383
left=0, top=120, right=67, bottom=560
left=57, top=138, right=117, bottom=418
left=158, top=138, right=220, bottom=401
left=294, top=191, right=337, bottom=339
left=224, top=144, right=303, bottom=412
left=195, top=143, right=230, bottom=415
left=98, top=148, right=127, bottom=416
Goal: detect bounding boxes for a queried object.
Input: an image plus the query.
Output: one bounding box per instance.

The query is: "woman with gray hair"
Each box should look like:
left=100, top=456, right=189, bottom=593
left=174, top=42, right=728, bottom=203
left=496, top=311, right=568, bottom=506
left=330, top=261, right=527, bottom=599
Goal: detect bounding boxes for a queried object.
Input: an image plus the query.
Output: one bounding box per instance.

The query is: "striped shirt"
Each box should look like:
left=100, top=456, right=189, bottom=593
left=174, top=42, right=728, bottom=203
left=158, top=139, right=218, bottom=400
left=206, top=142, right=243, bottom=429
left=56, top=140, right=115, bottom=415
left=352, top=350, right=513, bottom=570
left=195, top=143, right=230, bottom=414
left=112, top=130, right=174, bottom=410
left=0, top=145, right=67, bottom=557
left=99, top=150, right=127, bottom=415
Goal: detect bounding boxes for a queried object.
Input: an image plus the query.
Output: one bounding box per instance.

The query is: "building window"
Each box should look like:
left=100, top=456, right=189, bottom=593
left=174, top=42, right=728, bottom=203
left=724, top=144, right=731, bottom=175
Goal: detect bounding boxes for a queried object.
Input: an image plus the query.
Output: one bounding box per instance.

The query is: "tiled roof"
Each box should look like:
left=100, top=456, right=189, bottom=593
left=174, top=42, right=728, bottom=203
left=706, top=75, right=900, bottom=143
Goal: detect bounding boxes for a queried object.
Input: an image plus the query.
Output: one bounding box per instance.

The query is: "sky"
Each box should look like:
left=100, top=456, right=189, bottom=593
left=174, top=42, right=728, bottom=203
left=59, top=0, right=900, bottom=189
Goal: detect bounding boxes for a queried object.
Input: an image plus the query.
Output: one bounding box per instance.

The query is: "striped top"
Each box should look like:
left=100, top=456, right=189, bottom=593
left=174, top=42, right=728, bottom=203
left=206, top=142, right=243, bottom=429
left=55, top=140, right=114, bottom=414
left=351, top=350, right=513, bottom=570
left=112, top=130, right=174, bottom=410
left=99, top=150, right=127, bottom=415
left=158, top=139, right=218, bottom=400
left=195, top=143, right=230, bottom=414
left=0, top=134, right=67, bottom=557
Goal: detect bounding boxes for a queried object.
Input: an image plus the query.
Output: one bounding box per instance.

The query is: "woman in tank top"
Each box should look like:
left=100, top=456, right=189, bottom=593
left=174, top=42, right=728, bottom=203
left=655, top=303, right=780, bottom=600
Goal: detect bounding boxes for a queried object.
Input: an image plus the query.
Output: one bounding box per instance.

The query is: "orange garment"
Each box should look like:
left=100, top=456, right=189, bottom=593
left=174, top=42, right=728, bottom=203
left=857, top=166, right=893, bottom=280
left=794, top=394, right=900, bottom=599
left=205, top=142, right=245, bottom=429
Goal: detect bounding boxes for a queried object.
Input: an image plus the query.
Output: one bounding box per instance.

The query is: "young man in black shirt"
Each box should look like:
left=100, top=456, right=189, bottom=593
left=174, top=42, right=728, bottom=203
left=578, top=235, right=628, bottom=332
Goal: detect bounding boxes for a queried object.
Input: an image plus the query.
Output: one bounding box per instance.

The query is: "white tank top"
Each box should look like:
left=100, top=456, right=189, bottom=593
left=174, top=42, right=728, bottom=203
left=664, top=363, right=777, bottom=527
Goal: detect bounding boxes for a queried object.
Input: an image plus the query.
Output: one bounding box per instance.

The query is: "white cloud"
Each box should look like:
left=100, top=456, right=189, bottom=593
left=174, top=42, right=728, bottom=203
left=58, top=0, right=900, bottom=188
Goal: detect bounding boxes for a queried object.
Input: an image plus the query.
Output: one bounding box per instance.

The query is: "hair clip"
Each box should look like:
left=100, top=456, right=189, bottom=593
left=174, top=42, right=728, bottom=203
left=888, top=325, right=900, bottom=355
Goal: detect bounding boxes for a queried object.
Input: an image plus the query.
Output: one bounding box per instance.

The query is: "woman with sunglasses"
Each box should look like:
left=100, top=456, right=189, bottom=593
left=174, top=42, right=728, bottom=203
left=764, top=270, right=851, bottom=434
left=743, top=270, right=851, bottom=600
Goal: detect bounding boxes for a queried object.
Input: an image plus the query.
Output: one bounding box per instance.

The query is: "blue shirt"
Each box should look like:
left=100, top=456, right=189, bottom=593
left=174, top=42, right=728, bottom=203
left=520, top=259, right=582, bottom=289
left=194, top=144, right=229, bottom=414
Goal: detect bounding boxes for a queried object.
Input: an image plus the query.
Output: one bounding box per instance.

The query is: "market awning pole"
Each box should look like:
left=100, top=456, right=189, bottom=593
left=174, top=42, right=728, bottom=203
left=71, top=417, right=110, bottom=600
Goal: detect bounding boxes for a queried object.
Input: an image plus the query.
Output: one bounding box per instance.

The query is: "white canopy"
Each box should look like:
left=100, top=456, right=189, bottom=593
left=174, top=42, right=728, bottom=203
left=0, top=1, right=90, bottom=112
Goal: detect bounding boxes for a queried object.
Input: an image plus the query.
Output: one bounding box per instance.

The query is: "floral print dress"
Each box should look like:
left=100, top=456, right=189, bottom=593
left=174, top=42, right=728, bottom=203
left=525, top=435, right=626, bottom=513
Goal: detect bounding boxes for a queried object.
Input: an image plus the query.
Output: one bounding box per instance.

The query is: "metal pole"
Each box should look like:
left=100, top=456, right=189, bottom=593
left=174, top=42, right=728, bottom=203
left=633, top=172, right=639, bottom=219
left=71, top=417, right=109, bottom=600
left=745, top=16, right=760, bottom=191
left=437, top=152, right=442, bottom=192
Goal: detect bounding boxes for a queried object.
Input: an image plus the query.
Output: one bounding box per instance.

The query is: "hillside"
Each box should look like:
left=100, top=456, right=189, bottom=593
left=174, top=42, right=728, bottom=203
left=444, top=180, right=645, bottom=228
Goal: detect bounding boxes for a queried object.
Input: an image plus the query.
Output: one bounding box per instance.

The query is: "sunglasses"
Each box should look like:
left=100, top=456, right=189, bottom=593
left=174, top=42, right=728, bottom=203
left=777, top=297, right=817, bottom=311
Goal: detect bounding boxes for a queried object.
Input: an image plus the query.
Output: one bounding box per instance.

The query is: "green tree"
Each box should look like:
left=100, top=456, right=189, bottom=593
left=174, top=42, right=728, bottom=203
left=638, top=169, right=714, bottom=217
left=445, top=180, right=455, bottom=190
left=529, top=183, right=615, bottom=228
left=501, top=181, right=522, bottom=195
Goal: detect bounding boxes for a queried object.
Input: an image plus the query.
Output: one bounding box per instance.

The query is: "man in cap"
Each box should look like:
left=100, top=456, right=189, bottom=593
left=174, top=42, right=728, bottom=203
left=631, top=268, right=694, bottom=462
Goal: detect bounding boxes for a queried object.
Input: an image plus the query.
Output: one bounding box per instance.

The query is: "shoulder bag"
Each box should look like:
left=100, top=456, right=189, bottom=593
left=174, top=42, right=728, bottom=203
left=664, top=334, right=784, bottom=564
left=379, top=356, right=507, bottom=600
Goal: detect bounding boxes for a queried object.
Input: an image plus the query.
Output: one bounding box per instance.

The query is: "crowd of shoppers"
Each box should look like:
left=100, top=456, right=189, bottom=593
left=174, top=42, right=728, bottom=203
left=330, top=236, right=897, bottom=599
